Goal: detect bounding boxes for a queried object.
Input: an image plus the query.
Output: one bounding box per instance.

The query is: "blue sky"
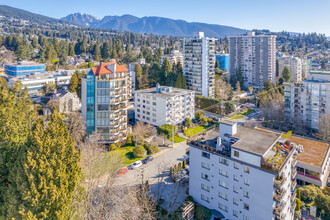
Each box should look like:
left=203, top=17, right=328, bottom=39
left=3, top=0, right=330, bottom=35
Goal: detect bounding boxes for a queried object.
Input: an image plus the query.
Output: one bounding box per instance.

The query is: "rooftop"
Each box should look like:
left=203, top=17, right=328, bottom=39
left=92, top=62, right=127, bottom=76
left=5, top=61, right=44, bottom=67
left=231, top=126, right=279, bottom=156
left=135, top=86, right=194, bottom=98
left=289, top=136, right=329, bottom=167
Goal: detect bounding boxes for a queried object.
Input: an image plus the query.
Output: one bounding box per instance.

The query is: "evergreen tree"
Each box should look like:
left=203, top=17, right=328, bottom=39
left=148, top=62, right=161, bottom=87
left=69, top=74, right=79, bottom=93
left=236, top=66, right=245, bottom=90
left=4, top=109, right=81, bottom=219
left=176, top=61, right=183, bottom=74
left=165, top=72, right=177, bottom=87
left=93, top=44, right=101, bottom=61
left=161, top=57, right=171, bottom=83
left=141, top=64, right=149, bottom=89
left=69, top=43, right=75, bottom=57
left=134, top=64, right=143, bottom=77
left=282, top=66, right=291, bottom=82
left=276, top=59, right=279, bottom=77
left=175, top=72, right=188, bottom=89
left=215, top=60, right=220, bottom=69
left=172, top=61, right=177, bottom=73
left=112, top=49, right=118, bottom=61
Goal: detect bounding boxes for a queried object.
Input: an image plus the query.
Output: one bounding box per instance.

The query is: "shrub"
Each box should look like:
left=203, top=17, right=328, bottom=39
left=294, top=210, right=301, bottom=219
left=144, top=142, right=159, bottom=155
left=195, top=110, right=205, bottom=121
left=178, top=162, right=182, bottom=172
left=126, top=135, right=133, bottom=146
left=201, top=117, right=208, bottom=126
left=184, top=118, right=192, bottom=128
left=173, top=164, right=177, bottom=173
left=170, top=167, right=173, bottom=176
left=182, top=160, right=186, bottom=169
left=109, top=143, right=118, bottom=151
left=158, top=124, right=178, bottom=138
left=133, top=145, right=146, bottom=158
left=297, top=188, right=301, bottom=200
left=296, top=198, right=302, bottom=211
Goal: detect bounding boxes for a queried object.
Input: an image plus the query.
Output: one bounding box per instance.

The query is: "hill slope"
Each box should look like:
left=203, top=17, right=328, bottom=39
left=61, top=13, right=248, bottom=37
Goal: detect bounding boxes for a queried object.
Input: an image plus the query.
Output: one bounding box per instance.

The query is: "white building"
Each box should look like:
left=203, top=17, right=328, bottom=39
left=7, top=69, right=88, bottom=94
left=189, top=120, right=297, bottom=220
left=160, top=50, right=183, bottom=66
left=278, top=56, right=303, bottom=82
left=229, top=32, right=277, bottom=89
left=134, top=84, right=195, bottom=126
left=183, top=32, right=216, bottom=98
left=284, top=71, right=330, bottom=130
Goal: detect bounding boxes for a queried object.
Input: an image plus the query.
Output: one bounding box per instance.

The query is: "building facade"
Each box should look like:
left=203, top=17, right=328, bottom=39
left=81, top=61, right=128, bottom=144
left=284, top=72, right=330, bottom=130
left=183, top=32, right=216, bottom=98
left=189, top=121, right=297, bottom=220
left=160, top=50, right=183, bottom=66
left=229, top=32, right=277, bottom=89
left=134, top=84, right=195, bottom=127
left=216, top=54, right=229, bottom=72
left=5, top=61, right=45, bottom=77
left=278, top=56, right=303, bottom=82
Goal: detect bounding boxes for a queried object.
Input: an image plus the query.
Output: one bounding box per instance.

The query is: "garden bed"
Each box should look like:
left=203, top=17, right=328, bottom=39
left=168, top=136, right=187, bottom=143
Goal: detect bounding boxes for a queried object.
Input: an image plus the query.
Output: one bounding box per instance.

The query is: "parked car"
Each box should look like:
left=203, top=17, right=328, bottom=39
left=128, top=161, right=142, bottom=170
left=117, top=167, right=128, bottom=176
left=142, top=156, right=154, bottom=164
left=171, top=173, right=183, bottom=182
left=180, top=177, right=189, bottom=186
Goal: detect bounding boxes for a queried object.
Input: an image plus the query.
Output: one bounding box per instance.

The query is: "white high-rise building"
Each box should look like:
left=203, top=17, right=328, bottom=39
left=284, top=71, right=330, bottom=130
left=278, top=56, right=303, bottom=82
left=229, top=32, right=277, bottom=89
left=134, top=84, right=195, bottom=126
left=189, top=120, right=297, bottom=220
left=183, top=32, right=216, bottom=98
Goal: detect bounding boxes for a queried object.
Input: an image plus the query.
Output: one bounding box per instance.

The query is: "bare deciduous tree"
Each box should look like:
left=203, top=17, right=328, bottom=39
left=215, top=79, right=232, bottom=100
left=132, top=121, right=157, bottom=137
left=316, top=114, right=330, bottom=143
left=64, top=112, right=86, bottom=146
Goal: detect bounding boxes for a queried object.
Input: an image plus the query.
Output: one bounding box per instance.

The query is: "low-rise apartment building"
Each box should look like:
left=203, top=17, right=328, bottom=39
left=189, top=120, right=297, bottom=220
left=134, top=84, right=195, bottom=126
left=288, top=136, right=330, bottom=188
left=160, top=50, right=183, bottom=66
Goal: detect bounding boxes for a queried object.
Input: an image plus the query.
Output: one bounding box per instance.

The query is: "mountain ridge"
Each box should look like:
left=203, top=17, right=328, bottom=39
left=61, top=13, right=249, bottom=37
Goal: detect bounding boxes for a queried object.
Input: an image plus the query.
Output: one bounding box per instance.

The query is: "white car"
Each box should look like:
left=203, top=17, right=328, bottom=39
left=128, top=160, right=142, bottom=170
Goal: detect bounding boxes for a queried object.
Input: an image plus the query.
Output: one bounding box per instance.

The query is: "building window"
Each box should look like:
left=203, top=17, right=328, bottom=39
left=244, top=191, right=249, bottom=198
left=219, top=169, right=228, bottom=177
left=234, top=150, right=239, bottom=157
left=233, top=186, right=238, bottom=193
left=233, top=198, right=239, bottom=205
left=219, top=157, right=229, bottom=166
left=218, top=191, right=228, bottom=201
left=243, top=215, right=249, bottom=220
left=152, top=113, right=156, bottom=117
left=244, top=203, right=249, bottom=211
left=234, top=162, right=239, bottom=169
left=152, top=102, right=156, bottom=106
left=233, top=174, right=238, bottom=181
left=244, top=178, right=250, bottom=186
left=233, top=210, right=238, bottom=217
left=201, top=162, right=210, bottom=170
left=202, top=152, right=210, bottom=159
left=152, top=119, right=156, bottom=122
left=244, top=166, right=250, bottom=173
left=137, top=114, right=140, bottom=118
left=201, top=173, right=210, bottom=181
left=219, top=180, right=228, bottom=189
left=201, top=183, right=210, bottom=192
left=201, top=194, right=210, bottom=203
left=218, top=203, right=228, bottom=212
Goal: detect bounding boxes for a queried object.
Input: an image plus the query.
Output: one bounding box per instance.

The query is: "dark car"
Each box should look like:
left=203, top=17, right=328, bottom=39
left=142, top=156, right=154, bottom=164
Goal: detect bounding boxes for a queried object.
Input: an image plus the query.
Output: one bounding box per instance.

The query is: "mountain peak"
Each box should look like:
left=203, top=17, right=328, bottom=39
left=61, top=12, right=100, bottom=27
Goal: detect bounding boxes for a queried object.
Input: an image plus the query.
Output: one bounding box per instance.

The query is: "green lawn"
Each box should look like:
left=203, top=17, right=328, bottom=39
left=231, top=108, right=256, bottom=119
left=168, top=136, right=186, bottom=143
left=109, top=146, right=145, bottom=166
left=185, top=125, right=210, bottom=137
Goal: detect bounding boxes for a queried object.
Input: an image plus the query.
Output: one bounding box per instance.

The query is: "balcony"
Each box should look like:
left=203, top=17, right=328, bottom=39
left=274, top=176, right=285, bottom=189
left=291, top=181, right=297, bottom=190
left=273, top=189, right=285, bottom=203
left=292, top=169, right=297, bottom=179
left=273, top=203, right=284, bottom=218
